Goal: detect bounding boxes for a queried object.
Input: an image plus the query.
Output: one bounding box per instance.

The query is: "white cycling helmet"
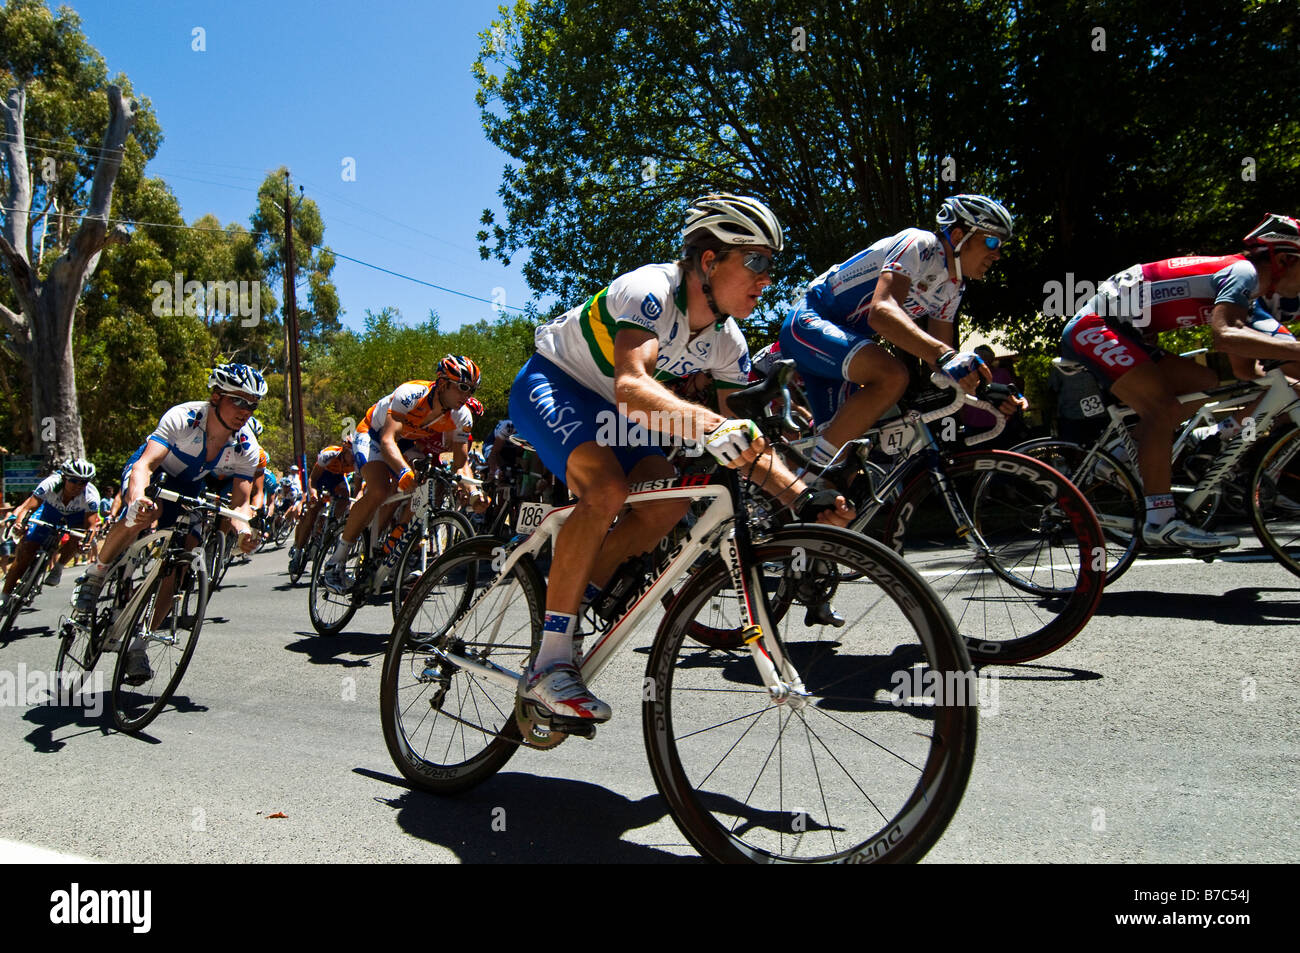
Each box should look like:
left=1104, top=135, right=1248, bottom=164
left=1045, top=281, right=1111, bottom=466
left=936, top=194, right=1015, bottom=240
left=247, top=417, right=264, bottom=437
left=682, top=193, right=785, bottom=252
left=208, top=363, right=268, bottom=400
left=1244, top=213, right=1300, bottom=258
left=60, top=458, right=96, bottom=481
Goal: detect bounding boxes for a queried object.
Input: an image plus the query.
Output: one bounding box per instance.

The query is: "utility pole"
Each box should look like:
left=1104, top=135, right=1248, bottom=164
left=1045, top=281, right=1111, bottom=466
left=282, top=171, right=307, bottom=489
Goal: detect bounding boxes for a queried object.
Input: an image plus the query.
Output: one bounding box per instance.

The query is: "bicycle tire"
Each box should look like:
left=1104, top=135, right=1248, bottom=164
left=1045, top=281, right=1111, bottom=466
left=110, top=556, right=208, bottom=733
left=1249, top=427, right=1300, bottom=579
left=0, top=549, right=49, bottom=639
left=643, top=525, right=976, bottom=863
left=869, top=450, right=1106, bottom=665
left=1011, top=439, right=1143, bottom=584
left=381, top=535, right=543, bottom=794
left=307, top=537, right=364, bottom=636
left=390, top=510, right=476, bottom=621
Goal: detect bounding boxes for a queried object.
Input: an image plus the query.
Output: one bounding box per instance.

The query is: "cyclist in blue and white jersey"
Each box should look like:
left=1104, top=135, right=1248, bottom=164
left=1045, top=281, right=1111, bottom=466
left=508, top=193, right=852, bottom=728
left=1, top=459, right=101, bottom=607
left=72, top=365, right=265, bottom=679
left=780, top=194, right=1025, bottom=466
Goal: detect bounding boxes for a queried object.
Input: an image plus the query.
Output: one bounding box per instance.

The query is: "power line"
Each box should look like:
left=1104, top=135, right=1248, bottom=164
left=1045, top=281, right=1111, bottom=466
left=0, top=204, right=531, bottom=314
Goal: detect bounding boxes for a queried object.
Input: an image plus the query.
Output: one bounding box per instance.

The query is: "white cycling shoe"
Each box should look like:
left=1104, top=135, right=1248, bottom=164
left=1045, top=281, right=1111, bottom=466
left=518, top=661, right=611, bottom=725
left=1142, top=519, right=1239, bottom=551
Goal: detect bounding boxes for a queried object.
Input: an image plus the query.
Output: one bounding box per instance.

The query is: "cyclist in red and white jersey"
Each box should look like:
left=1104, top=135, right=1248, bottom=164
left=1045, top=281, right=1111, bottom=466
left=321, top=357, right=478, bottom=592
left=1061, top=213, right=1300, bottom=549
left=291, top=444, right=356, bottom=559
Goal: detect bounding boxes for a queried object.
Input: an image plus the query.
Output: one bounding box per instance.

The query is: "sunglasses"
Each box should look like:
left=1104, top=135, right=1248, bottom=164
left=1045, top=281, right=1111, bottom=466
left=451, top=381, right=476, bottom=394
left=982, top=235, right=1004, bottom=251
left=66, top=478, right=88, bottom=486
left=741, top=252, right=775, bottom=275
left=224, top=393, right=260, bottom=411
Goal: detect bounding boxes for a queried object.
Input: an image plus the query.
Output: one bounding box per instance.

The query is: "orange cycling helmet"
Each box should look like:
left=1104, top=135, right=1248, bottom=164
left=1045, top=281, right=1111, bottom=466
left=436, top=355, right=481, bottom=391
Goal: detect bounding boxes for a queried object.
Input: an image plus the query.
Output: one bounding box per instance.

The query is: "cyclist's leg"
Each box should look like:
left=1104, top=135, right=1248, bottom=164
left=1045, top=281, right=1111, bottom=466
left=2, top=536, right=40, bottom=594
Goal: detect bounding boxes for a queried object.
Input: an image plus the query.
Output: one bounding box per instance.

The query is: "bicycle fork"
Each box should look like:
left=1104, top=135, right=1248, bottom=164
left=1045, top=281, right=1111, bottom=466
left=718, top=533, right=811, bottom=710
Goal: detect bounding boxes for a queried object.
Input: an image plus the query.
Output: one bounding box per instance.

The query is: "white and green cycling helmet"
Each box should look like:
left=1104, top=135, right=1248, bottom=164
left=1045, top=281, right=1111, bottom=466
left=60, top=458, right=96, bottom=482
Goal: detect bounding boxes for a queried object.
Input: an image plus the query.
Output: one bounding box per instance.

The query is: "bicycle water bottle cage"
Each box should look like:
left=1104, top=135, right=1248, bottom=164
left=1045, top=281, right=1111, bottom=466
left=593, top=554, right=652, bottom=623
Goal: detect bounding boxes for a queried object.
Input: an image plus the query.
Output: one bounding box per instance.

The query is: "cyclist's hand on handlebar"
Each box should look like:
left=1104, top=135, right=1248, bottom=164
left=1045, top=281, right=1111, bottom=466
left=237, top=530, right=258, bottom=554
left=397, top=467, right=417, bottom=492
left=976, top=380, right=1029, bottom=417
left=797, top=489, right=855, bottom=527
left=702, top=418, right=765, bottom=467
left=937, top=349, right=991, bottom=395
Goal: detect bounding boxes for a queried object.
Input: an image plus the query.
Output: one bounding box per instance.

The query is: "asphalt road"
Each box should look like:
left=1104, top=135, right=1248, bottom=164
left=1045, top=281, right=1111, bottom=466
left=0, top=539, right=1295, bottom=864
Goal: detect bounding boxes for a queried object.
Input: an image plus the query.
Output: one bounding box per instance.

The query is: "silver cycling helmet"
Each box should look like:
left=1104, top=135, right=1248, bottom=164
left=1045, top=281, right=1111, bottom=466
left=682, top=193, right=785, bottom=253
left=936, top=194, right=1015, bottom=240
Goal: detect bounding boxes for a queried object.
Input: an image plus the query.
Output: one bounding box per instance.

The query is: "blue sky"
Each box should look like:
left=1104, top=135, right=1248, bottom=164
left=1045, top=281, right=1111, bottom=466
left=61, top=0, right=541, bottom=331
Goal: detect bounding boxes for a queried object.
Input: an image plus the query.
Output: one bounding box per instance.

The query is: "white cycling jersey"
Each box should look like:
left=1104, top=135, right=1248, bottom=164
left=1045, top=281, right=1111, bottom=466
left=146, top=401, right=262, bottom=482
left=534, top=262, right=752, bottom=402
left=32, top=475, right=101, bottom=518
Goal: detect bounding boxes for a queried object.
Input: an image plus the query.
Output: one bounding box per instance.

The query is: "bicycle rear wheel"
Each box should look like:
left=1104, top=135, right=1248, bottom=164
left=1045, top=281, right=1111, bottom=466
left=874, top=450, right=1106, bottom=664
left=110, top=558, right=207, bottom=733
left=1011, top=439, right=1142, bottom=584
left=644, top=526, right=975, bottom=863
left=0, top=549, right=49, bottom=639
left=382, top=536, right=543, bottom=795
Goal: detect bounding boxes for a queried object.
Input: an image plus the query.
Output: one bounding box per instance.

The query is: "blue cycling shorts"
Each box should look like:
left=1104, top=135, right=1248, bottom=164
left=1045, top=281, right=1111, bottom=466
left=508, top=353, right=664, bottom=485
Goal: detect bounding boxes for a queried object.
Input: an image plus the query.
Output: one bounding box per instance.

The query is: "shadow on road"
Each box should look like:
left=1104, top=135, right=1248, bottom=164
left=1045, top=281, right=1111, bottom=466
left=20, top=690, right=207, bottom=752
left=284, top=632, right=387, bottom=667
left=1095, top=587, right=1300, bottom=625
left=356, top=767, right=696, bottom=863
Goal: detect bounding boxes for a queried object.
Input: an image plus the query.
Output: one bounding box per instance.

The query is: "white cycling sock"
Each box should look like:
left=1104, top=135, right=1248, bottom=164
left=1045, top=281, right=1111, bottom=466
left=1144, top=494, right=1175, bottom=528
left=326, top=537, right=350, bottom=566
left=533, top=612, right=578, bottom=672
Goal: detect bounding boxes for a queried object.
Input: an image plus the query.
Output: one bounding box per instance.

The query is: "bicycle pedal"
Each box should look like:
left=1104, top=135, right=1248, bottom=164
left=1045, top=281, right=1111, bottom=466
left=514, top=696, right=570, bottom=750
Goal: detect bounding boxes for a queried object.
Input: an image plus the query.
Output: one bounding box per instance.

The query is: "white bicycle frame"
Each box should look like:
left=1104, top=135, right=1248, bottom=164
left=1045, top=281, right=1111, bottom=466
left=425, top=477, right=809, bottom=708
left=1062, top=363, right=1300, bottom=529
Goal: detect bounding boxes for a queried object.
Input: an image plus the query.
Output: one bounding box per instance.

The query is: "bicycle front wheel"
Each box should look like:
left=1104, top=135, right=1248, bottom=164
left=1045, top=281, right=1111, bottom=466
left=391, top=510, right=476, bottom=621
left=879, top=450, right=1106, bottom=664
left=308, top=538, right=364, bottom=636
left=1249, top=427, right=1300, bottom=578
left=110, top=558, right=208, bottom=733
left=644, top=526, right=976, bottom=864
left=382, top=536, right=543, bottom=795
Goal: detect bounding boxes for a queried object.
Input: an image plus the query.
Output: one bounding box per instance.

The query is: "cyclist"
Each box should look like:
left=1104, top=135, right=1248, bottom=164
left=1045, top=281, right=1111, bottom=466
left=0, top=459, right=101, bottom=609
left=320, top=356, right=479, bottom=592
left=292, top=443, right=356, bottom=560
left=72, top=364, right=265, bottom=682
left=508, top=192, right=851, bottom=728
left=779, top=194, right=1025, bottom=468
left=1061, top=212, right=1300, bottom=550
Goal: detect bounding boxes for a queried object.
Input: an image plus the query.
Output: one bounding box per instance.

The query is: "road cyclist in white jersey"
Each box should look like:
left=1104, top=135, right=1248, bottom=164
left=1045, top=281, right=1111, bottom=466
left=778, top=194, right=1026, bottom=467
left=71, top=363, right=265, bottom=683
left=508, top=192, right=853, bottom=731
left=1, top=459, right=101, bottom=607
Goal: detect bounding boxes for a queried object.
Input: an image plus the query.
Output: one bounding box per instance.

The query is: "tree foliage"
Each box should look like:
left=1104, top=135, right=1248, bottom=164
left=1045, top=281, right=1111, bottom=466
left=476, top=0, right=1299, bottom=350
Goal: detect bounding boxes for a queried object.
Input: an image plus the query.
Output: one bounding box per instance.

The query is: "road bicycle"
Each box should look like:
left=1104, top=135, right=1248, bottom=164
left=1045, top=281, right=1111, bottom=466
left=308, top=461, right=473, bottom=635
left=53, top=486, right=246, bottom=732
left=380, top=376, right=977, bottom=864
left=771, top=367, right=1107, bottom=665
left=1, top=518, right=87, bottom=640
left=1013, top=359, right=1300, bottom=583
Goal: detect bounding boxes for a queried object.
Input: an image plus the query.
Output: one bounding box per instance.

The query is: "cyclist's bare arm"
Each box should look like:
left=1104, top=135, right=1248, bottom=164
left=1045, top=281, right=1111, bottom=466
left=613, top=328, right=758, bottom=463
left=227, top=477, right=258, bottom=552
left=1212, top=301, right=1300, bottom=362
left=378, top=416, right=408, bottom=480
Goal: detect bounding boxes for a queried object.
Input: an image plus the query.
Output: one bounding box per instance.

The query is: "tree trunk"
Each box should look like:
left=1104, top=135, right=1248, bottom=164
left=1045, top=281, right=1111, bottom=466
left=0, top=84, right=134, bottom=461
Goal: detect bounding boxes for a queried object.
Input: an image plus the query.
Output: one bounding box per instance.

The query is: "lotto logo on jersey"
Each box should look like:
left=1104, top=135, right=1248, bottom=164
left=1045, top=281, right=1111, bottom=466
left=641, top=293, right=662, bottom=320
left=1075, top=327, right=1136, bottom=368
